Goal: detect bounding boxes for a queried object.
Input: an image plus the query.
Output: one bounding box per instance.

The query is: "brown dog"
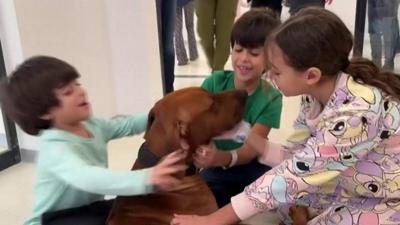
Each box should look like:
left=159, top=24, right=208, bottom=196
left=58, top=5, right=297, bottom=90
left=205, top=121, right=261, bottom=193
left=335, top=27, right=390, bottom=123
left=107, top=87, right=247, bottom=225
left=287, top=206, right=310, bottom=225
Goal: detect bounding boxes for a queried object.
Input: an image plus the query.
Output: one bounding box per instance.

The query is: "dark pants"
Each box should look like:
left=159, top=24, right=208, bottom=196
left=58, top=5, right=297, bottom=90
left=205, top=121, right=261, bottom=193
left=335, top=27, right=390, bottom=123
left=368, top=0, right=399, bottom=70
left=42, top=200, right=114, bottom=225
left=250, top=0, right=283, bottom=16
left=175, top=1, right=198, bottom=64
left=200, top=159, right=271, bottom=207
left=156, top=0, right=177, bottom=94
left=196, top=0, right=239, bottom=70
left=288, top=0, right=325, bottom=15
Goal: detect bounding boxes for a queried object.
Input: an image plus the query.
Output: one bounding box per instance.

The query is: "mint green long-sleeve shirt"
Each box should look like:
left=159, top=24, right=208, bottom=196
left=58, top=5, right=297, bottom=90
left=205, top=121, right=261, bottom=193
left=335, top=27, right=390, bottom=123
left=24, top=114, right=151, bottom=225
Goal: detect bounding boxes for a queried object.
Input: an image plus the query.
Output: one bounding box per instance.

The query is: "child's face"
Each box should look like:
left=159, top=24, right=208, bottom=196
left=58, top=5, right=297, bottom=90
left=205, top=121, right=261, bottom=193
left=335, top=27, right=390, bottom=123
left=47, top=80, right=91, bottom=127
left=266, top=44, right=309, bottom=97
left=231, top=43, right=265, bottom=84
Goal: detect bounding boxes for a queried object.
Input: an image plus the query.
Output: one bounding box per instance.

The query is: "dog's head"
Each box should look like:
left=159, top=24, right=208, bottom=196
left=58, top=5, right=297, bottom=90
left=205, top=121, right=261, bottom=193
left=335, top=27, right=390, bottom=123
left=144, top=87, right=247, bottom=159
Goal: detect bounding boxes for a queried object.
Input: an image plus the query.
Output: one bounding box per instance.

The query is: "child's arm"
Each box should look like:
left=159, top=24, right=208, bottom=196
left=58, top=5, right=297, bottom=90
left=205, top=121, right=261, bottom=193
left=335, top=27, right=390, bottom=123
left=193, top=123, right=268, bottom=168
left=171, top=203, right=240, bottom=225
left=46, top=145, right=187, bottom=196
left=245, top=132, right=289, bottom=167
left=96, top=113, right=148, bottom=141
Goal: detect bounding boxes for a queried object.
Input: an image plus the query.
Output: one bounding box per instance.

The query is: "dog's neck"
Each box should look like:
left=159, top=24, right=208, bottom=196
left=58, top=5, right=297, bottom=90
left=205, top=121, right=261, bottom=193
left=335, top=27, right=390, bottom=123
left=133, top=142, right=197, bottom=179
left=134, top=142, right=162, bottom=169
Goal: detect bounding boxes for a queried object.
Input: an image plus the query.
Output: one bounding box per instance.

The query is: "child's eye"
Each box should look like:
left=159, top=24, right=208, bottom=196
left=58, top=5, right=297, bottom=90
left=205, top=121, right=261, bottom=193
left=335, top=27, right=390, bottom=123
left=63, top=89, right=73, bottom=96
left=234, top=47, right=243, bottom=53
left=250, top=52, right=260, bottom=57
left=269, top=70, right=280, bottom=76
left=60, top=85, right=74, bottom=96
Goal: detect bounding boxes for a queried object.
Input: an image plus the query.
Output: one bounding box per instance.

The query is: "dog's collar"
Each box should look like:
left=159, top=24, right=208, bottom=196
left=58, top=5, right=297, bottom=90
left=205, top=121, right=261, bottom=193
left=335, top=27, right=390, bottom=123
left=137, top=142, right=162, bottom=168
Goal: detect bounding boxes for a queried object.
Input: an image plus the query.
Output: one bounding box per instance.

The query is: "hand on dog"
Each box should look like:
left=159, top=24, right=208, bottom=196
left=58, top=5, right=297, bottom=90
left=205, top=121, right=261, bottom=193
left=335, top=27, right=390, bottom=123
left=193, top=143, right=228, bottom=168
left=150, top=149, right=188, bottom=192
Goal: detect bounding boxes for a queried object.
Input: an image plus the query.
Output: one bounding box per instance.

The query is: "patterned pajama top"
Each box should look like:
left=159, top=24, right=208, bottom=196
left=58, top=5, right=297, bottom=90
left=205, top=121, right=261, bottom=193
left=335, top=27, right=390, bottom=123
left=231, top=73, right=400, bottom=225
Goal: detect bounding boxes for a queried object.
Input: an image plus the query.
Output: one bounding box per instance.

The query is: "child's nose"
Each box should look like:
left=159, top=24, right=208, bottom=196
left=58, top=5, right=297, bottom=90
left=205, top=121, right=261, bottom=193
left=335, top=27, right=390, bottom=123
left=77, top=86, right=86, bottom=96
left=239, top=52, right=250, bottom=61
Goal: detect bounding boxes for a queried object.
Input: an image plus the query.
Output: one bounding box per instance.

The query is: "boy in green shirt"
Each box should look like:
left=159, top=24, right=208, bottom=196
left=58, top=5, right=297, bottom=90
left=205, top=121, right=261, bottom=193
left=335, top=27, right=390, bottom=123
left=0, top=56, right=187, bottom=225
left=192, top=9, right=282, bottom=207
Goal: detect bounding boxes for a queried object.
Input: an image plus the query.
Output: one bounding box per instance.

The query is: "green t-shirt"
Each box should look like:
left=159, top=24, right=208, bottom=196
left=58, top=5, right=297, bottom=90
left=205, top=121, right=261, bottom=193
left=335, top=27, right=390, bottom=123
left=202, top=71, right=282, bottom=151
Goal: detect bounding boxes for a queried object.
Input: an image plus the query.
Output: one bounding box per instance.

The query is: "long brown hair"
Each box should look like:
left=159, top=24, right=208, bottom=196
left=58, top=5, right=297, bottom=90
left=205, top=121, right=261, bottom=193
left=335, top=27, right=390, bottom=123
left=267, top=7, right=400, bottom=99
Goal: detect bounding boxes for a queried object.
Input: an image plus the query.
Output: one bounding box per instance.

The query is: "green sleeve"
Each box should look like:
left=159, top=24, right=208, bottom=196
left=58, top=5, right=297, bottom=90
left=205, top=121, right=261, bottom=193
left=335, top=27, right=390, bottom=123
left=95, top=114, right=148, bottom=141
left=201, top=70, right=232, bottom=92
left=201, top=75, right=215, bottom=92
left=256, top=91, right=282, bottom=129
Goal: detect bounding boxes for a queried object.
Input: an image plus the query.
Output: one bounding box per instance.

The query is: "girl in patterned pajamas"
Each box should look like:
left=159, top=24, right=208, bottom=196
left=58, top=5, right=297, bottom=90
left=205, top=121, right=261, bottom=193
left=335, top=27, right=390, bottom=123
left=171, top=8, right=400, bottom=225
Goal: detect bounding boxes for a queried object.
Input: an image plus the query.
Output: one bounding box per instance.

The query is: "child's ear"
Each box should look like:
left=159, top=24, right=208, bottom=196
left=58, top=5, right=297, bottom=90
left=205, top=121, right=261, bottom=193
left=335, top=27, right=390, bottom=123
left=305, top=67, right=322, bottom=85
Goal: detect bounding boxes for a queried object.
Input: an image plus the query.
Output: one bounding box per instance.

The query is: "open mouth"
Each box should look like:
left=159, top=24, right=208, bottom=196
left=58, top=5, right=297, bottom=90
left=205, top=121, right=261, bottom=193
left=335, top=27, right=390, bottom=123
left=78, top=102, right=89, bottom=107
left=237, top=65, right=252, bottom=75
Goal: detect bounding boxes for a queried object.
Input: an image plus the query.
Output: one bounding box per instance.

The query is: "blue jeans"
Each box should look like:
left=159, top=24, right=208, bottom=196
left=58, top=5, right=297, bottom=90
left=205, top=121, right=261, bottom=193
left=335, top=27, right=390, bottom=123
left=156, top=0, right=177, bottom=94
left=200, top=159, right=272, bottom=207
left=368, top=0, right=399, bottom=70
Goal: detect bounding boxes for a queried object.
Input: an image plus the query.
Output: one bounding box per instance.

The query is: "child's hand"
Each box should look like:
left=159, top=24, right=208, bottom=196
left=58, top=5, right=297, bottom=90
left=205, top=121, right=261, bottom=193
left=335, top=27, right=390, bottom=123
left=193, top=143, right=226, bottom=168
left=170, top=214, right=216, bottom=225
left=150, top=150, right=188, bottom=192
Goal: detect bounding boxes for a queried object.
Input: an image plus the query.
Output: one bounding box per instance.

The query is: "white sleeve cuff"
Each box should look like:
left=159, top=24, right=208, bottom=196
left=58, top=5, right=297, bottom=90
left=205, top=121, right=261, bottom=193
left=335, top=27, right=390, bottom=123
left=231, top=192, right=260, bottom=221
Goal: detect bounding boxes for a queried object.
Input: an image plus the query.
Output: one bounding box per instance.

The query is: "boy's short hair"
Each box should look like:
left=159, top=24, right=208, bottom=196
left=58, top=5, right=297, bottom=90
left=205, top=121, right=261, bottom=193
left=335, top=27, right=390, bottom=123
left=0, top=56, right=80, bottom=135
left=230, top=8, right=281, bottom=49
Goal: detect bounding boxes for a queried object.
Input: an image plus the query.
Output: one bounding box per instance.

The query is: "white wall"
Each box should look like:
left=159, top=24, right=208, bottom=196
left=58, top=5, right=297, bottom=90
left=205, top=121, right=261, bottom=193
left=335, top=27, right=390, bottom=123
left=104, top=1, right=163, bottom=115
left=0, top=0, right=163, bottom=151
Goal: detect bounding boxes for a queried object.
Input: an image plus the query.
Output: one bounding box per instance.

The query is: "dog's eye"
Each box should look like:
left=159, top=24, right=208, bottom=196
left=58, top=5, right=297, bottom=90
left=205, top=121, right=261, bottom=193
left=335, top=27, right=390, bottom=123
left=147, top=110, right=155, bottom=128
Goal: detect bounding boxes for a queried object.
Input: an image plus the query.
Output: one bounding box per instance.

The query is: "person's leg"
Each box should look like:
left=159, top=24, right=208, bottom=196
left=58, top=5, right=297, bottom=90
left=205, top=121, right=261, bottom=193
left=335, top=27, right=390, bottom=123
left=156, top=0, right=177, bottom=94
left=250, top=0, right=283, bottom=16
left=382, top=0, right=399, bottom=70
left=42, top=200, right=114, bottom=225
left=200, top=159, right=271, bottom=208
left=175, top=5, right=189, bottom=65
left=289, top=0, right=325, bottom=15
left=184, top=1, right=199, bottom=61
left=213, top=0, right=239, bottom=70
left=368, top=0, right=383, bottom=68
left=196, top=0, right=217, bottom=69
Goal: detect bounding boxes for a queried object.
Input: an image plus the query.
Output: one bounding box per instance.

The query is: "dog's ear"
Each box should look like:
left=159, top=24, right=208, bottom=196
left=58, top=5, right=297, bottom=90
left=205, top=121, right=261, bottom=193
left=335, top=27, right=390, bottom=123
left=144, top=107, right=188, bottom=157
left=144, top=108, right=169, bottom=157
left=186, top=113, right=216, bottom=148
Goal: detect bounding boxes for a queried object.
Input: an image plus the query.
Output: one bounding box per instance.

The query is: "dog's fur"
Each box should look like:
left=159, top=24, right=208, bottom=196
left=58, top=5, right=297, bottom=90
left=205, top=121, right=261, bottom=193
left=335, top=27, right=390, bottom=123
left=107, top=87, right=247, bottom=225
